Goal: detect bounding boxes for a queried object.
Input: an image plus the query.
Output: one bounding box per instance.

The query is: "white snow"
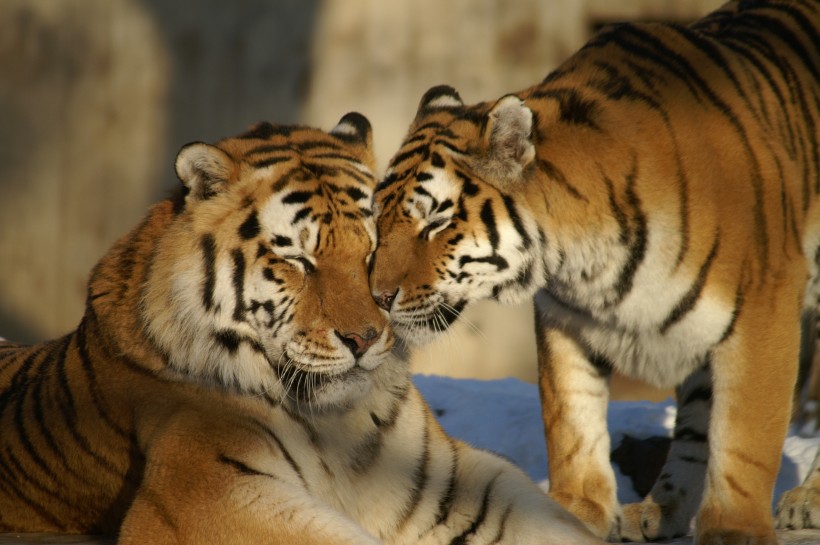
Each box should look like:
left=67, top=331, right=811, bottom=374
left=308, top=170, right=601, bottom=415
left=413, top=374, right=820, bottom=506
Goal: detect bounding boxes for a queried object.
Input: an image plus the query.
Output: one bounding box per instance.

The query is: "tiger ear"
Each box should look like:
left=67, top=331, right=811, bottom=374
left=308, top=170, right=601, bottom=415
left=477, top=95, right=536, bottom=184
left=175, top=142, right=235, bottom=202
left=331, top=112, right=376, bottom=172
left=417, top=85, right=464, bottom=114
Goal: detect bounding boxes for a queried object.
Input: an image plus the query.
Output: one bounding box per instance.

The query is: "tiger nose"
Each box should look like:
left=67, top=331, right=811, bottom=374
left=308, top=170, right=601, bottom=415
left=336, top=327, right=380, bottom=357
left=374, top=289, right=398, bottom=311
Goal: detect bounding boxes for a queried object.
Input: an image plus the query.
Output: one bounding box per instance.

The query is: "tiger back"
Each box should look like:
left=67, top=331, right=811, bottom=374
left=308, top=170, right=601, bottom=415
left=370, top=1, right=820, bottom=544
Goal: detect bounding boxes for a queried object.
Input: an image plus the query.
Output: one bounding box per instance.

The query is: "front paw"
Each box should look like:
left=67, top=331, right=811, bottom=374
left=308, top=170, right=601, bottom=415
left=776, top=484, right=820, bottom=530
left=549, top=491, right=621, bottom=540
left=620, top=497, right=692, bottom=541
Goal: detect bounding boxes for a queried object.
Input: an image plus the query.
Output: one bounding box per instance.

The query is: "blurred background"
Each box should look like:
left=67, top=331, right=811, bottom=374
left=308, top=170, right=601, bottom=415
left=0, top=0, right=721, bottom=400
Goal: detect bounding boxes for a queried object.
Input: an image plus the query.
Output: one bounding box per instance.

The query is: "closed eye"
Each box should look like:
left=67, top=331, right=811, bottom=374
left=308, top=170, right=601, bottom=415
left=284, top=256, right=316, bottom=273
left=419, top=218, right=450, bottom=240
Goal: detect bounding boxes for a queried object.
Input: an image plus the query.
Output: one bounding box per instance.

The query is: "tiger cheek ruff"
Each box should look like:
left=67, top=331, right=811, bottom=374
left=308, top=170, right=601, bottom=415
left=0, top=114, right=604, bottom=545
left=371, top=1, right=819, bottom=544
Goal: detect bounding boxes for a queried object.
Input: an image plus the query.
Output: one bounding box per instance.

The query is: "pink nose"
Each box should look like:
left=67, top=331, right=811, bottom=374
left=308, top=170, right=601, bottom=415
left=374, top=290, right=398, bottom=311
left=336, top=328, right=379, bottom=357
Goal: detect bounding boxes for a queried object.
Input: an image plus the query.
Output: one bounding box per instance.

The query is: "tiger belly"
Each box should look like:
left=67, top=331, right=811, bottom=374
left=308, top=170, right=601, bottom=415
left=535, top=289, right=734, bottom=388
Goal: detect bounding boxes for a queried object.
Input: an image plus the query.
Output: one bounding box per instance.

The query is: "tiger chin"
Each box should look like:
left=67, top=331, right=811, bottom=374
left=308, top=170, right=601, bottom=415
left=370, top=2, right=820, bottom=544
left=0, top=115, right=602, bottom=545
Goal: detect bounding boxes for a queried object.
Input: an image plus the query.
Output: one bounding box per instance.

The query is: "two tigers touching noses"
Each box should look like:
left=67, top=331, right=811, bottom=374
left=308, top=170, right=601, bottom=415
left=0, top=0, right=817, bottom=544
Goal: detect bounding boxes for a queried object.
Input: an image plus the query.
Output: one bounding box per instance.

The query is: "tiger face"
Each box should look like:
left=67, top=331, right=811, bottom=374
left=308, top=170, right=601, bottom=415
left=143, top=114, right=394, bottom=411
left=371, top=87, right=546, bottom=345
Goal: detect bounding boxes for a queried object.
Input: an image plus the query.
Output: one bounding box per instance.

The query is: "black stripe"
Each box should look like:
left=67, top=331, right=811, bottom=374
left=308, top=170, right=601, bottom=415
left=396, top=416, right=430, bottom=530
left=673, top=427, right=708, bottom=443
left=392, top=144, right=428, bottom=166
left=5, top=447, right=76, bottom=517
left=247, top=143, right=291, bottom=155
left=480, top=200, right=499, bottom=250
left=613, top=164, right=647, bottom=303
left=272, top=235, right=293, bottom=247
left=292, top=208, right=312, bottom=224
left=620, top=24, right=771, bottom=272
left=537, top=159, right=586, bottom=201
left=0, top=451, right=67, bottom=530
left=604, top=176, right=629, bottom=244
left=246, top=419, right=306, bottom=486
left=488, top=504, right=513, bottom=545
left=212, top=329, right=264, bottom=356
left=448, top=472, right=499, bottom=545
left=501, top=195, right=531, bottom=250
left=231, top=249, right=246, bottom=322
left=251, top=156, right=291, bottom=169
left=718, top=281, right=746, bottom=343
left=434, top=439, right=458, bottom=526
left=310, top=151, right=358, bottom=162
left=458, top=254, right=508, bottom=271
left=54, top=336, right=121, bottom=477
left=345, top=186, right=368, bottom=201
left=678, top=385, right=712, bottom=406
left=659, top=234, right=720, bottom=334
left=13, top=371, right=62, bottom=485
left=431, top=152, right=446, bottom=168
left=350, top=430, right=384, bottom=475
left=201, top=234, right=217, bottom=311
left=238, top=210, right=261, bottom=240
left=30, top=346, right=80, bottom=480
left=76, top=320, right=130, bottom=440
left=744, top=10, right=819, bottom=82
left=282, top=191, right=315, bottom=205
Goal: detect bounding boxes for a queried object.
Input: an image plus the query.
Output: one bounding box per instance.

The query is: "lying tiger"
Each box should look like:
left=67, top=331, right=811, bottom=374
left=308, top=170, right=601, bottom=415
left=370, top=1, right=819, bottom=544
left=0, top=116, right=602, bottom=544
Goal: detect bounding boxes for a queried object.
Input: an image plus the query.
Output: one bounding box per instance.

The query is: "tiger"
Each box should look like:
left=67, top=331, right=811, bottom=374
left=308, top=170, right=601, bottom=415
left=369, top=1, right=820, bottom=544
left=0, top=115, right=603, bottom=545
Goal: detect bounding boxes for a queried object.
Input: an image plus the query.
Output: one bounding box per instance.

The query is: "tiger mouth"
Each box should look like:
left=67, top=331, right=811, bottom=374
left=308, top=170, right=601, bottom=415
left=274, top=362, right=363, bottom=402
left=392, top=300, right=466, bottom=333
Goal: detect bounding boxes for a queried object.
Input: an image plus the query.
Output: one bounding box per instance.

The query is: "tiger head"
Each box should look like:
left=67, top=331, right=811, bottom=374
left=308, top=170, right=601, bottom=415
left=370, top=86, right=547, bottom=345
left=142, top=114, right=394, bottom=411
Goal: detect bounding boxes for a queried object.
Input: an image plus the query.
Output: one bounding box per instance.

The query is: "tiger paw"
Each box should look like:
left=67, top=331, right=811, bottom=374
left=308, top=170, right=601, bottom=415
left=775, top=483, right=820, bottom=530
left=548, top=491, right=621, bottom=539
left=620, top=498, right=691, bottom=541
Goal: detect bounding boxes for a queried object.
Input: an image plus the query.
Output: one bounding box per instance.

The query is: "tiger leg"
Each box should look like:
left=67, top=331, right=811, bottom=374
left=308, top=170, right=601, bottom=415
left=695, top=291, right=800, bottom=545
left=775, top=446, right=820, bottom=530
left=120, top=479, right=379, bottom=545
left=621, top=364, right=711, bottom=541
left=536, top=313, right=619, bottom=539
left=120, top=414, right=381, bottom=545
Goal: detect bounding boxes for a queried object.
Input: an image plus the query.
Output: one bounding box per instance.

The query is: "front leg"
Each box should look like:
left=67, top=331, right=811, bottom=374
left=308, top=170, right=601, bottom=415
left=120, top=414, right=382, bottom=545
left=621, top=364, right=711, bottom=541
left=536, top=309, right=619, bottom=539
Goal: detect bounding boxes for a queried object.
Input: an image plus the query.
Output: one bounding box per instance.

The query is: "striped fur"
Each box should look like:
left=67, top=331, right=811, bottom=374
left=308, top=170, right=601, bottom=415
left=0, top=117, right=601, bottom=545
left=370, top=2, right=819, bottom=544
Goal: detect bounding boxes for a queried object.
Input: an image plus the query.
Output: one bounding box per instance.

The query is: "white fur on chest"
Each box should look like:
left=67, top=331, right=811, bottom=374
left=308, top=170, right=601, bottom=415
left=536, top=283, right=734, bottom=388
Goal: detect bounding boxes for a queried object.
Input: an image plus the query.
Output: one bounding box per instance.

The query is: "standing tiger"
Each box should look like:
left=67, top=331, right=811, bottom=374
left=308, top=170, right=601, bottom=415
left=370, top=1, right=819, bottom=544
left=0, top=115, right=602, bottom=545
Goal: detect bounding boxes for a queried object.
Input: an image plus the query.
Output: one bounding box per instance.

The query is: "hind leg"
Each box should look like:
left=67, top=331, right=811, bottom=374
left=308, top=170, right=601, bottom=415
left=695, top=293, right=800, bottom=545
left=621, top=365, right=711, bottom=541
